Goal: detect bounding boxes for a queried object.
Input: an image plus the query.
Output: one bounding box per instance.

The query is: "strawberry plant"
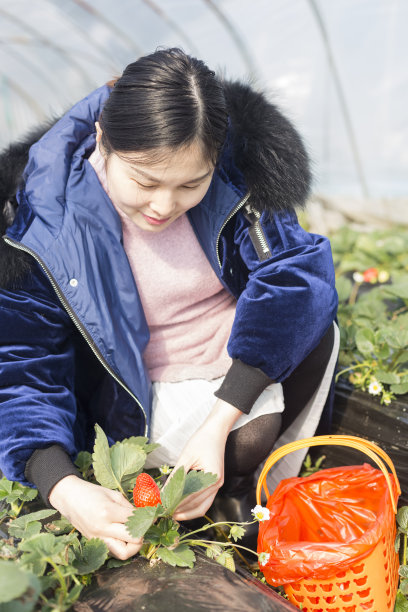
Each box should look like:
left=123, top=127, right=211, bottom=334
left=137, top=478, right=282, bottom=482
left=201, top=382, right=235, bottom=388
left=333, top=226, right=408, bottom=404
left=394, top=506, right=408, bottom=611
left=0, top=424, right=264, bottom=610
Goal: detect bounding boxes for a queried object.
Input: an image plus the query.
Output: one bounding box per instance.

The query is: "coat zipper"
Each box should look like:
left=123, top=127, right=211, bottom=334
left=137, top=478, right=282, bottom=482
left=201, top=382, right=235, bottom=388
left=244, top=203, right=271, bottom=260
left=3, top=236, right=148, bottom=436
left=216, top=192, right=250, bottom=268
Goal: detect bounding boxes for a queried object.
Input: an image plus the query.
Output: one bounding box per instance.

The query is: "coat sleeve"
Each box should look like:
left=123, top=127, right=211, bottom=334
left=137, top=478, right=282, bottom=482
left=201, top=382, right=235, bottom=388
left=0, top=262, right=81, bottom=487
left=225, top=209, right=338, bottom=382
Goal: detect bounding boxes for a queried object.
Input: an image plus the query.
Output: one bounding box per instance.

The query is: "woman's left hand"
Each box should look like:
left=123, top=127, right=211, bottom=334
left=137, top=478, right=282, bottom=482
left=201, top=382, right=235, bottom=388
left=171, top=399, right=242, bottom=521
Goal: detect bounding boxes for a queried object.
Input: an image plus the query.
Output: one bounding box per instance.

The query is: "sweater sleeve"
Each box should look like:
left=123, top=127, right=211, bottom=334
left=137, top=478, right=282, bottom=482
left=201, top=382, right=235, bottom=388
left=214, top=359, right=274, bottom=414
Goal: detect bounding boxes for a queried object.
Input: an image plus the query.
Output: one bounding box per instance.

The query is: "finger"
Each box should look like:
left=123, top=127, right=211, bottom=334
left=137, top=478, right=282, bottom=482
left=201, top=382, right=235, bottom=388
left=103, top=522, right=144, bottom=545
left=104, top=536, right=143, bottom=561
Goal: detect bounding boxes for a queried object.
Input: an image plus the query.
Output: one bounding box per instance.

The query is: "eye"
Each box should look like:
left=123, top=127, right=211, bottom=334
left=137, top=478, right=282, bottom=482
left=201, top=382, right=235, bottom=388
left=181, top=183, right=201, bottom=190
left=134, top=181, right=157, bottom=190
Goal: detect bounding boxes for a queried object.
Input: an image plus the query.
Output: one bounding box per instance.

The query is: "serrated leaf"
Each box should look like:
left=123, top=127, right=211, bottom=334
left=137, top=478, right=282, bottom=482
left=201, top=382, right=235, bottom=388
left=0, top=568, right=41, bottom=612
left=395, top=591, right=408, bottom=612
left=72, top=538, right=109, bottom=575
left=355, top=328, right=376, bottom=356
left=0, top=479, right=14, bottom=500
left=156, top=543, right=195, bottom=568
left=384, top=283, right=408, bottom=300
left=397, top=507, right=408, bottom=531
left=74, top=451, right=93, bottom=474
left=44, top=516, right=75, bottom=535
left=395, top=350, right=408, bottom=366
left=161, top=467, right=186, bottom=514
left=399, top=566, right=408, bottom=579
left=401, top=579, right=408, bottom=596
left=335, top=276, right=352, bottom=302
left=125, top=506, right=157, bottom=539
left=109, top=442, right=146, bottom=491
left=106, top=558, right=134, bottom=568
left=92, top=424, right=121, bottom=490
left=8, top=510, right=56, bottom=539
left=0, top=560, right=30, bottom=602
left=64, top=583, right=84, bottom=606
left=18, top=533, right=66, bottom=576
left=122, top=437, right=160, bottom=455
left=375, top=369, right=400, bottom=384
left=391, top=383, right=408, bottom=395
left=181, top=470, right=217, bottom=499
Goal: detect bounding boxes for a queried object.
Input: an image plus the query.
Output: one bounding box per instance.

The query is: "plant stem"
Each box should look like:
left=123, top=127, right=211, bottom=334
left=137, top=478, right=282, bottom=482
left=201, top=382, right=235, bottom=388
left=335, top=361, right=369, bottom=382
left=348, top=282, right=360, bottom=305
left=179, top=519, right=256, bottom=541
left=183, top=538, right=258, bottom=558
left=403, top=532, right=407, bottom=567
left=46, top=558, right=68, bottom=598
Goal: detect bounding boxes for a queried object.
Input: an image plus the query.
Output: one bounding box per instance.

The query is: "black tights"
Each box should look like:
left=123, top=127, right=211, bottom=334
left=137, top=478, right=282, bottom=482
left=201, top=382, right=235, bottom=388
left=223, top=324, right=335, bottom=489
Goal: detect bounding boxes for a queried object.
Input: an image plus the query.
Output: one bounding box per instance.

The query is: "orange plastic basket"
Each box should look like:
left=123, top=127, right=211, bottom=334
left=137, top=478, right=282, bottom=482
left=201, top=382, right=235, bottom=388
left=256, top=435, right=401, bottom=612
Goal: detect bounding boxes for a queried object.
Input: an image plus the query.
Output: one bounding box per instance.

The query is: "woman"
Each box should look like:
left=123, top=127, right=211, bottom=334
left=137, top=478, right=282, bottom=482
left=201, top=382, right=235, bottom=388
left=0, top=49, right=338, bottom=559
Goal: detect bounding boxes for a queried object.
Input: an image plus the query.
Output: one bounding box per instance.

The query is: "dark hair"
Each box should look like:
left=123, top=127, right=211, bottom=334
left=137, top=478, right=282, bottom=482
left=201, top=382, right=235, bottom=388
left=99, top=48, right=228, bottom=166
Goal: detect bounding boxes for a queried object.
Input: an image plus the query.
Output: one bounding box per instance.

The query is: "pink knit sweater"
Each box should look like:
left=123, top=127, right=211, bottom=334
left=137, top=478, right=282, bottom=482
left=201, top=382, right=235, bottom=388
left=88, top=147, right=236, bottom=382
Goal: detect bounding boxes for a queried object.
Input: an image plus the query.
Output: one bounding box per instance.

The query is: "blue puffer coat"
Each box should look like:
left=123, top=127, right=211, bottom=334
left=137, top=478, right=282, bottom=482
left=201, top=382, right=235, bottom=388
left=0, top=82, right=338, bottom=485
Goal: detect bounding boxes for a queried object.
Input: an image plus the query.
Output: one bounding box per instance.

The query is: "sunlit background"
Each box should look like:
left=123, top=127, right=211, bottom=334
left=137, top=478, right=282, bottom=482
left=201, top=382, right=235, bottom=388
left=0, top=0, right=406, bottom=206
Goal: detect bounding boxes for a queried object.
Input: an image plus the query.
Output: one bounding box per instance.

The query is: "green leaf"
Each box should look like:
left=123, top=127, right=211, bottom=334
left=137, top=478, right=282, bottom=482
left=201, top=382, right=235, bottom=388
left=375, top=370, right=400, bottom=385
left=125, top=506, right=157, bottom=539
left=395, top=591, right=408, bottom=611
left=391, top=383, right=408, bottom=395
left=399, top=566, right=408, bottom=579
left=110, top=441, right=146, bottom=492
left=401, top=579, right=408, bottom=596
left=106, top=558, right=134, bottom=568
left=161, top=467, right=186, bottom=514
left=0, top=480, right=37, bottom=505
left=72, top=538, right=109, bottom=575
left=18, top=533, right=66, bottom=576
left=74, top=451, right=93, bottom=475
left=229, top=525, right=246, bottom=542
left=335, top=276, right=352, bottom=302
left=44, top=516, right=75, bottom=535
left=92, top=424, right=121, bottom=490
left=8, top=510, right=56, bottom=539
left=355, top=328, right=376, bottom=356
left=181, top=470, right=217, bottom=499
left=397, top=507, right=408, bottom=531
left=122, top=437, right=161, bottom=455
left=156, top=543, right=195, bottom=568
left=385, top=283, right=408, bottom=300
left=0, top=565, right=41, bottom=612
left=0, top=560, right=30, bottom=603
left=395, top=533, right=401, bottom=553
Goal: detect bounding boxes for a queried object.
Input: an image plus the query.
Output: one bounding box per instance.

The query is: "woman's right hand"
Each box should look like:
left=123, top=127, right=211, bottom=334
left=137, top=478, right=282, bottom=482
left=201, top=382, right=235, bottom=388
left=48, top=475, right=143, bottom=560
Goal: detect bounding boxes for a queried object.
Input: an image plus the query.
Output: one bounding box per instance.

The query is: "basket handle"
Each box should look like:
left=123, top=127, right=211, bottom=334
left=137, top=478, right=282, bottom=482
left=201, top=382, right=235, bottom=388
left=256, top=434, right=401, bottom=514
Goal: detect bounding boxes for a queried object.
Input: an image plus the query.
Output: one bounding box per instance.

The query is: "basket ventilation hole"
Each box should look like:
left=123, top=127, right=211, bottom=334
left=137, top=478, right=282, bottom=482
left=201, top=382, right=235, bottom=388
left=340, top=593, right=353, bottom=602
left=292, top=583, right=301, bottom=591
left=353, top=576, right=367, bottom=586
left=320, top=583, right=333, bottom=592
left=360, top=600, right=374, bottom=610
left=336, top=571, right=347, bottom=578
left=342, top=606, right=356, bottom=612
left=324, top=596, right=336, bottom=603
left=351, top=564, right=364, bottom=574
left=293, top=594, right=304, bottom=603
left=386, top=587, right=391, bottom=596
left=336, top=581, right=350, bottom=590
left=307, top=596, right=319, bottom=604
left=305, top=584, right=317, bottom=592
left=384, top=561, right=389, bottom=570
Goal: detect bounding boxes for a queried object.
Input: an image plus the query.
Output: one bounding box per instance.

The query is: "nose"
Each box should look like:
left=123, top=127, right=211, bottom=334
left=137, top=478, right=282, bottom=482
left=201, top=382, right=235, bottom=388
left=149, top=190, right=176, bottom=218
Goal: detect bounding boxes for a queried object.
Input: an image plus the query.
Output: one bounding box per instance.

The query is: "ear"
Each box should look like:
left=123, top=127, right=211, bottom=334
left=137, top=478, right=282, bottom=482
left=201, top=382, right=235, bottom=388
left=95, top=121, right=103, bottom=143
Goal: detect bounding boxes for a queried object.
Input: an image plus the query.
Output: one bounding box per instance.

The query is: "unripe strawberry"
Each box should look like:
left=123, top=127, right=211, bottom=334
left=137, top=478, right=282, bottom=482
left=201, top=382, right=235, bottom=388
left=133, top=473, right=161, bottom=508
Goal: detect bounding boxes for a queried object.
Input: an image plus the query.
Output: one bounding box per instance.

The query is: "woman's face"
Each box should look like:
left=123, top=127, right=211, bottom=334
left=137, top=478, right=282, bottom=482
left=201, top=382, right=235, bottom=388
left=96, top=124, right=214, bottom=232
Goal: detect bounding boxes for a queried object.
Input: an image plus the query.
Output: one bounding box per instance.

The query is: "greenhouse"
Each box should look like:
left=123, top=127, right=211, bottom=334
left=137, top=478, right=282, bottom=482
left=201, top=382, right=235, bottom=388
left=0, top=2, right=407, bottom=610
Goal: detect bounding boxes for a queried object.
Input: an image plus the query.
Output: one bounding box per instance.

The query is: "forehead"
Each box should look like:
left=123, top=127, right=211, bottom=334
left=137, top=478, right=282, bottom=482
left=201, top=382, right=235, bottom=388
left=117, top=142, right=213, bottom=181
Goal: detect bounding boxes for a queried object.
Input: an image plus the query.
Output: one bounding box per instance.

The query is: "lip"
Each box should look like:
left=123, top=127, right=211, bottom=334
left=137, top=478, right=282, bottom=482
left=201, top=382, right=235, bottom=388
left=142, top=213, right=171, bottom=226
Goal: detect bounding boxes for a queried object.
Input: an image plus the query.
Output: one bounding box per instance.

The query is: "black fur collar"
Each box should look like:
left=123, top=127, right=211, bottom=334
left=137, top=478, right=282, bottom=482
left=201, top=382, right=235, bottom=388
left=0, top=81, right=311, bottom=287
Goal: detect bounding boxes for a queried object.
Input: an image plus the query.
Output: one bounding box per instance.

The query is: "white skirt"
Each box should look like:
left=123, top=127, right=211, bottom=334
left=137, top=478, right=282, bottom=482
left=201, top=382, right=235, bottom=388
left=145, top=322, right=340, bottom=493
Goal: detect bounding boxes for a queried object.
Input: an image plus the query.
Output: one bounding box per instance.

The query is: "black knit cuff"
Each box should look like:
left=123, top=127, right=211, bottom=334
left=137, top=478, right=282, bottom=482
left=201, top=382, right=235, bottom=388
left=214, top=359, right=274, bottom=414
left=24, top=445, right=82, bottom=507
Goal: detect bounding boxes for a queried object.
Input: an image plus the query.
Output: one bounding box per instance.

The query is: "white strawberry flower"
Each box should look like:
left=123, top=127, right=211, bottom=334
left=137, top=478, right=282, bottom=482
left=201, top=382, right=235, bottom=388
left=159, top=464, right=172, bottom=475
left=368, top=380, right=382, bottom=395
left=353, top=271, right=364, bottom=283
left=251, top=505, right=270, bottom=521
left=258, top=552, right=270, bottom=566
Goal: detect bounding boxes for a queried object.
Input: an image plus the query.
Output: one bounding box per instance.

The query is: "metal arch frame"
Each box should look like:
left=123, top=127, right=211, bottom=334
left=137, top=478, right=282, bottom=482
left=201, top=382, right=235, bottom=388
left=0, top=6, right=98, bottom=91
left=71, top=0, right=144, bottom=58
left=202, top=0, right=260, bottom=81
left=140, top=0, right=200, bottom=56
left=307, top=0, right=369, bottom=198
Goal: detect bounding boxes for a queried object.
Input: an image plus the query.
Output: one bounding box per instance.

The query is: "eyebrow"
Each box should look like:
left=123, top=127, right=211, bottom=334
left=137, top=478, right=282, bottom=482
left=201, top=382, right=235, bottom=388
left=130, top=167, right=213, bottom=184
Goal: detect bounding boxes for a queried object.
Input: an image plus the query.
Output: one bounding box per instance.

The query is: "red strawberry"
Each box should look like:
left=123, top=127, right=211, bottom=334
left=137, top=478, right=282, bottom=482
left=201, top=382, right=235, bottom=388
left=363, top=267, right=378, bottom=283
left=133, top=473, right=161, bottom=508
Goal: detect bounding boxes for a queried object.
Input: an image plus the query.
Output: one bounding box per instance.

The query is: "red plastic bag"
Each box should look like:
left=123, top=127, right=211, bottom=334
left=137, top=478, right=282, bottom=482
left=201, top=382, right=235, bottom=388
left=257, top=463, right=397, bottom=586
